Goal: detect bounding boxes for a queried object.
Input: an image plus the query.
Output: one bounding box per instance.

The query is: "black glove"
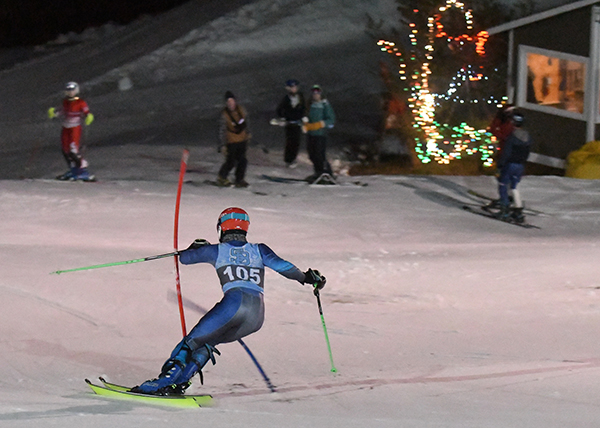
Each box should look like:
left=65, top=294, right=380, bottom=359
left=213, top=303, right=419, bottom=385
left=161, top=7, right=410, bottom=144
left=304, top=268, right=326, bottom=295
left=186, top=239, right=210, bottom=250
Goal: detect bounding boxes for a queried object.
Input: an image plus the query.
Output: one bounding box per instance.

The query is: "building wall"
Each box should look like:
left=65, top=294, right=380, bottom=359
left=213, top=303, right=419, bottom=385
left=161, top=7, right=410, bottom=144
left=524, top=109, right=588, bottom=159
left=508, top=5, right=597, bottom=160
left=513, top=6, right=592, bottom=57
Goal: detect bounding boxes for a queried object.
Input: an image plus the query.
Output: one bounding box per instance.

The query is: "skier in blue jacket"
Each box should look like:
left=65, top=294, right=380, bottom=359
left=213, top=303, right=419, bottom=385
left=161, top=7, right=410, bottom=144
left=132, top=207, right=326, bottom=395
left=495, top=112, right=532, bottom=223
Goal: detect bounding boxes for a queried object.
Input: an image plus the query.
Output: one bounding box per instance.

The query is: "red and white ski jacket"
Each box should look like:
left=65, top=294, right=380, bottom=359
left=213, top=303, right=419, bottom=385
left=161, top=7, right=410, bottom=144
left=59, top=97, right=90, bottom=128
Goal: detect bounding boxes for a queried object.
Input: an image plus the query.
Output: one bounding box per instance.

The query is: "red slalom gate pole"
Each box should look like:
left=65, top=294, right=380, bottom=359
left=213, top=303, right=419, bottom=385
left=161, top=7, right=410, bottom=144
left=174, top=149, right=190, bottom=337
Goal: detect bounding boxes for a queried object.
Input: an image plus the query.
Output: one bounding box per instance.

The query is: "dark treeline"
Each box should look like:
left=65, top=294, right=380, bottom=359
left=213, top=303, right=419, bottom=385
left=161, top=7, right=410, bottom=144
left=0, top=0, right=190, bottom=47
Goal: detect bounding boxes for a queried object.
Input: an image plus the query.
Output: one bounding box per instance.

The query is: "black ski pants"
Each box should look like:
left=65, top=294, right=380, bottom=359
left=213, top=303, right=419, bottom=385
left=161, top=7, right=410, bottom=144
left=284, top=124, right=302, bottom=164
left=219, top=141, right=248, bottom=183
left=307, top=134, right=332, bottom=176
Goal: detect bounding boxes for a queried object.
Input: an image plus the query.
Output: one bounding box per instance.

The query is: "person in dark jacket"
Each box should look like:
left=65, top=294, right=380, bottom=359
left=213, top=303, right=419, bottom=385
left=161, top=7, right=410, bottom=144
left=495, top=112, right=532, bottom=223
left=276, top=79, right=306, bottom=168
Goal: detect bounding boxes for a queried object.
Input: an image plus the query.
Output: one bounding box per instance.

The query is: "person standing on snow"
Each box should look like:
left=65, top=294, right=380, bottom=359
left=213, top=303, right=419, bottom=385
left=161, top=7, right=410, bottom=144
left=495, top=112, right=532, bottom=223
left=48, top=82, right=95, bottom=181
left=131, top=207, right=326, bottom=396
left=217, top=91, right=250, bottom=188
left=276, top=79, right=306, bottom=168
left=484, top=104, right=516, bottom=209
left=302, top=84, right=335, bottom=183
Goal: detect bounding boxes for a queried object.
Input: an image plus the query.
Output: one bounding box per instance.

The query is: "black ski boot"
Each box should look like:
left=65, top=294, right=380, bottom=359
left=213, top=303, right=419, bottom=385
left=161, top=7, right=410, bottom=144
left=511, top=207, right=525, bottom=224
left=495, top=205, right=511, bottom=221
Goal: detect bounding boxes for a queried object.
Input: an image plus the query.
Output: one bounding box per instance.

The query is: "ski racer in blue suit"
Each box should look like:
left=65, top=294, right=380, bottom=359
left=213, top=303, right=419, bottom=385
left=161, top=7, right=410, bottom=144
left=132, top=207, right=326, bottom=395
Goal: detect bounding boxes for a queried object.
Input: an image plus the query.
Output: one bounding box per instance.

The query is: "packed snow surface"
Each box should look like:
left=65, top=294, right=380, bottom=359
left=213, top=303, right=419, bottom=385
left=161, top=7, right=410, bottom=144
left=3, top=169, right=600, bottom=428
left=1, top=0, right=598, bottom=427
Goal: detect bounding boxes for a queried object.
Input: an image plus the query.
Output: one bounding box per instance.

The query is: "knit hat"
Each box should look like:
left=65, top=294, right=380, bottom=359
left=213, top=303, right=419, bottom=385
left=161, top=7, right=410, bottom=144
left=225, top=90, right=235, bottom=100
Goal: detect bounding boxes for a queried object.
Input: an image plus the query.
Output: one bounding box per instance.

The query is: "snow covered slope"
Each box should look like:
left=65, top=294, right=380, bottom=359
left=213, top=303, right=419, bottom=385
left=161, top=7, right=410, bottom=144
left=2, top=170, right=600, bottom=427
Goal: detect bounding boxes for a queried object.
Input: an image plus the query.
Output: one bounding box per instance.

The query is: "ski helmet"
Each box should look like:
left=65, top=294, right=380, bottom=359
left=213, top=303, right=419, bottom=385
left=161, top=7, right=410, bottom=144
left=512, top=112, right=524, bottom=126
left=65, top=81, right=80, bottom=95
left=217, top=207, right=250, bottom=235
left=285, top=79, right=299, bottom=87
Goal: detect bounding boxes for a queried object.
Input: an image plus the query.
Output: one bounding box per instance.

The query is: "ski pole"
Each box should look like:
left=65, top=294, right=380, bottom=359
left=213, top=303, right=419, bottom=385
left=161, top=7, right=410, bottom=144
left=173, top=149, right=190, bottom=337
left=314, top=287, right=337, bottom=373
left=50, top=252, right=177, bottom=275
left=237, top=338, right=277, bottom=393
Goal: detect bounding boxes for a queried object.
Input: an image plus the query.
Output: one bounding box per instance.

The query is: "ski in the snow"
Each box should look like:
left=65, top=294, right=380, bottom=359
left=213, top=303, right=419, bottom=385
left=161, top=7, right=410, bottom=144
left=55, top=175, right=97, bottom=183
left=184, top=180, right=268, bottom=195
left=261, top=174, right=307, bottom=183
left=85, top=378, right=213, bottom=408
left=462, top=205, right=541, bottom=229
left=261, top=174, right=367, bottom=187
left=467, top=189, right=543, bottom=216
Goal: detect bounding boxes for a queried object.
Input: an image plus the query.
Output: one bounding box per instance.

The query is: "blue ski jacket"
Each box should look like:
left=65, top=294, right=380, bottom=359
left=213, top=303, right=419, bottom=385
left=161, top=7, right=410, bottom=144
left=179, top=240, right=305, bottom=294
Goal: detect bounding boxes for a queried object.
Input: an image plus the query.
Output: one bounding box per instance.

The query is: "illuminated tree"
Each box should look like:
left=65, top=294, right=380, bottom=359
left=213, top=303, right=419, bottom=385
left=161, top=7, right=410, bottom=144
left=379, top=0, right=517, bottom=166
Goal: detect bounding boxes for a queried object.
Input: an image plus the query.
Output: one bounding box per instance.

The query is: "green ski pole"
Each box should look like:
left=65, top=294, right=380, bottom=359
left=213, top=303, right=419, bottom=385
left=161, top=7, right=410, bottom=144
left=314, top=286, right=337, bottom=373
left=50, top=252, right=177, bottom=275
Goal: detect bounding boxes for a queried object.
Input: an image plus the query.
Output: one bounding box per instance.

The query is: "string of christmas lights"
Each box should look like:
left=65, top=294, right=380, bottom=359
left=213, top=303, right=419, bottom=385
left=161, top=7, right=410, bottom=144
left=378, top=0, right=501, bottom=167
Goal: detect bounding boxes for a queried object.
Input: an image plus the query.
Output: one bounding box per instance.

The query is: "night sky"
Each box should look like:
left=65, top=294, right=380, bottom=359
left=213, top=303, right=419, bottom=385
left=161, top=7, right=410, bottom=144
left=0, top=0, right=191, bottom=48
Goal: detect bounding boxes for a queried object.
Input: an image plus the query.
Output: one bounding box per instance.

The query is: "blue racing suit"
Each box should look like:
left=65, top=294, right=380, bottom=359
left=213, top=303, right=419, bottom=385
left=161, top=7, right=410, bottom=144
left=132, top=238, right=307, bottom=394
left=173, top=240, right=305, bottom=370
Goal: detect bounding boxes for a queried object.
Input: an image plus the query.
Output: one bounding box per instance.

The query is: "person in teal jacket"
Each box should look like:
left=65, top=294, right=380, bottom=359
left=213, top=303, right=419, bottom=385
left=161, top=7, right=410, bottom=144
left=303, top=85, right=335, bottom=182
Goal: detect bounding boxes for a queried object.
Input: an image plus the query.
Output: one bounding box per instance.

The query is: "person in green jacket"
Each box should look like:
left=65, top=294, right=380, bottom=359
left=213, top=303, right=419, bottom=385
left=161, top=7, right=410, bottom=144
left=302, top=85, right=335, bottom=183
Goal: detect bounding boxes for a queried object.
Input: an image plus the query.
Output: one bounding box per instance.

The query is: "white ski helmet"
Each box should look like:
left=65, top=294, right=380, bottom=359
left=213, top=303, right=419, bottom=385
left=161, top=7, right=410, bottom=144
left=65, top=81, right=80, bottom=95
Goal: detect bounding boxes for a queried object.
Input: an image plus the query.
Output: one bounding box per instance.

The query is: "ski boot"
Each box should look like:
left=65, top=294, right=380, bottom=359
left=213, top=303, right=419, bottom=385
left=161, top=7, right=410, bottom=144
left=131, top=360, right=197, bottom=396
left=216, top=176, right=232, bottom=187
left=75, top=168, right=96, bottom=182
left=511, top=207, right=525, bottom=224
left=495, top=204, right=511, bottom=221
left=56, top=168, right=77, bottom=181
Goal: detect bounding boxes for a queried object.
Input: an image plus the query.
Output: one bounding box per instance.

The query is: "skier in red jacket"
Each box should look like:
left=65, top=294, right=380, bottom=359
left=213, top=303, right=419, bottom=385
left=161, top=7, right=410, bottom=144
left=48, top=82, right=95, bottom=181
